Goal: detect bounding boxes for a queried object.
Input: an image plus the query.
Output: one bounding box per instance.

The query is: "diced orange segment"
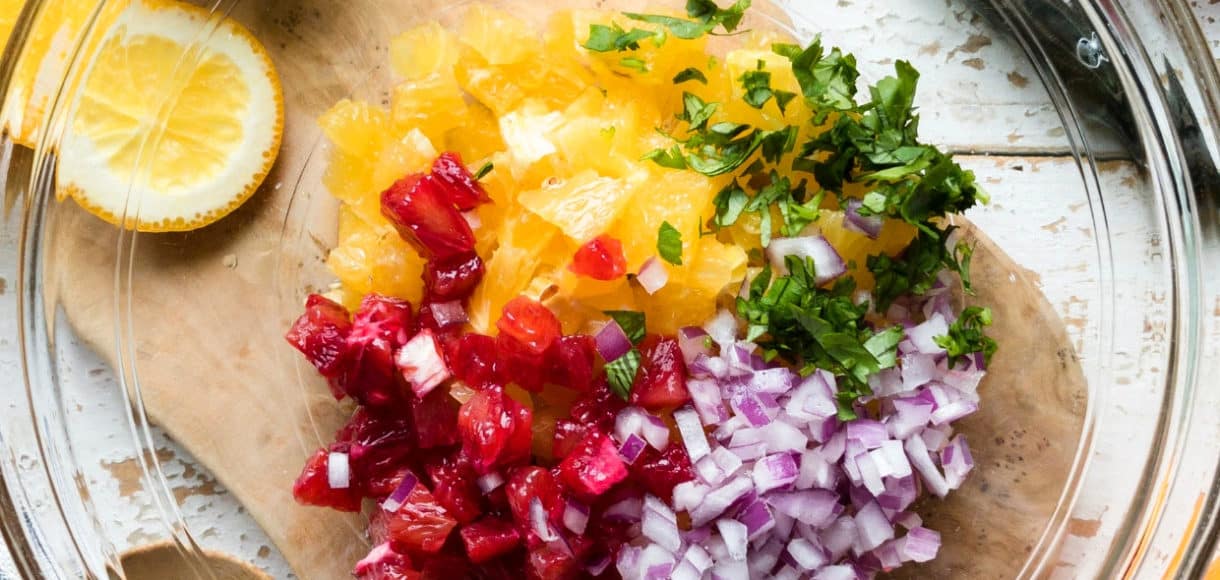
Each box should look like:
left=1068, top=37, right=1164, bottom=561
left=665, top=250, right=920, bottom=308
left=391, top=22, right=461, bottom=80
left=516, top=170, right=638, bottom=243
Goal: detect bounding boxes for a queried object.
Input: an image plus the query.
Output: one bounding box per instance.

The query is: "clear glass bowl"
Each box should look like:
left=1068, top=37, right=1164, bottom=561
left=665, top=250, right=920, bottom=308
left=0, top=0, right=1218, bottom=578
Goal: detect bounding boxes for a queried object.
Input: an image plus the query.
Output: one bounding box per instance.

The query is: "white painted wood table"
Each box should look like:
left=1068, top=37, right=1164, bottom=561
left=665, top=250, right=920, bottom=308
left=3, top=0, right=1220, bottom=578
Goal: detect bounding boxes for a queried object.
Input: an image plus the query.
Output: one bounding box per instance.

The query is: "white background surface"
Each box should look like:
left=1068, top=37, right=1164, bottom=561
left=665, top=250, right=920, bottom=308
left=3, top=0, right=1220, bottom=579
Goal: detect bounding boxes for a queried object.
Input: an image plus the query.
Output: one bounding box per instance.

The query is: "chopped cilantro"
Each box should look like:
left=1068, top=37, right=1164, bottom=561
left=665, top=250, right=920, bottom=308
left=643, top=146, right=688, bottom=169
left=604, top=310, right=647, bottom=345
left=680, top=92, right=719, bottom=131
left=620, top=56, right=650, bottom=72
left=685, top=0, right=752, bottom=32
left=473, top=161, right=494, bottom=180
left=673, top=67, right=709, bottom=84
left=867, top=226, right=974, bottom=311
left=658, top=221, right=684, bottom=265
left=625, top=13, right=715, bottom=40
left=606, top=348, right=642, bottom=400
left=935, top=306, right=997, bottom=368
left=740, top=66, right=774, bottom=109
left=583, top=23, right=658, bottom=52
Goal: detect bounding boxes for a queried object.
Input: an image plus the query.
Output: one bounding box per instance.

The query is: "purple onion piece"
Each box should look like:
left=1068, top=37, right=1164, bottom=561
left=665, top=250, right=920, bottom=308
left=595, top=319, right=632, bottom=362
left=843, top=198, right=883, bottom=239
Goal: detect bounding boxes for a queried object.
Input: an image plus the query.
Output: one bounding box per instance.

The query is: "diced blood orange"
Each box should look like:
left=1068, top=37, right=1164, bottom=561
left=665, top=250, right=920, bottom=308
left=458, top=387, right=514, bottom=472
left=381, top=173, right=476, bottom=260
left=631, top=444, right=695, bottom=502
left=526, top=545, right=579, bottom=580
left=502, top=396, right=534, bottom=466
left=551, top=419, right=591, bottom=461
left=293, top=447, right=363, bottom=512
left=497, top=333, right=547, bottom=392
left=431, top=151, right=491, bottom=211
left=285, top=294, right=352, bottom=382
left=374, top=474, right=458, bottom=554
left=568, top=235, right=627, bottom=281
left=569, top=379, right=626, bottom=432
left=344, top=294, right=415, bottom=406
left=546, top=335, right=596, bottom=392
left=460, top=518, right=522, bottom=564
left=425, top=453, right=484, bottom=524
left=630, top=335, right=690, bottom=409
left=354, top=543, right=420, bottom=580
left=424, top=251, right=485, bottom=301
left=447, top=333, right=501, bottom=389
left=412, top=388, right=460, bottom=449
left=505, top=466, right=564, bottom=541
left=338, top=408, right=417, bottom=497
left=496, top=296, right=562, bottom=356
left=556, top=431, right=627, bottom=498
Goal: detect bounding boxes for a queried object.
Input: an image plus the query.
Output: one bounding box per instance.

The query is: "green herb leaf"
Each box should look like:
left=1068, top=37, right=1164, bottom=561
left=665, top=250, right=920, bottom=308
left=868, top=225, right=974, bottom=311
left=642, top=146, right=688, bottom=169
left=673, top=67, right=709, bottom=84
left=740, top=67, right=774, bottom=109
left=713, top=181, right=749, bottom=226
left=583, top=23, right=658, bottom=52
left=657, top=221, right=684, bottom=265
left=625, top=13, right=712, bottom=39
left=604, top=310, right=647, bottom=344
left=680, top=92, right=719, bottom=131
left=863, top=325, right=904, bottom=369
left=620, top=56, right=650, bottom=72
left=934, top=306, right=997, bottom=369
left=473, top=161, right=494, bottom=180
left=685, top=0, right=752, bottom=32
left=605, top=348, right=642, bottom=400
left=774, top=90, right=797, bottom=114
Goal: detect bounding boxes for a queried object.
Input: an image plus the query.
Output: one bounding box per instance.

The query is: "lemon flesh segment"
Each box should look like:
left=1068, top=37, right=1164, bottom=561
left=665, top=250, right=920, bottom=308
left=58, top=0, right=283, bottom=232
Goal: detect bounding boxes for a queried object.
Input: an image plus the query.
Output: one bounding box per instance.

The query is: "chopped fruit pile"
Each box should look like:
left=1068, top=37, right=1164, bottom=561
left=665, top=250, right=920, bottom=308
left=289, top=1, right=999, bottom=578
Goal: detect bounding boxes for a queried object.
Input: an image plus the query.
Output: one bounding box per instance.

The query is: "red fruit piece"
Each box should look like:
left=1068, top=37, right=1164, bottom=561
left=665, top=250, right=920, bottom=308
left=412, top=387, right=460, bottom=449
left=556, top=431, right=628, bottom=498
left=431, top=152, right=491, bottom=211
left=424, top=252, right=486, bottom=302
left=338, top=408, right=416, bottom=497
left=497, top=334, right=547, bottom=392
left=345, top=294, right=414, bottom=406
left=293, top=447, right=362, bottom=512
left=502, top=396, right=534, bottom=466
left=551, top=419, right=591, bottom=461
left=426, top=454, right=484, bottom=524
left=632, top=444, right=695, bottom=502
left=458, top=387, right=514, bottom=473
left=568, top=235, right=627, bottom=281
left=374, top=473, right=458, bottom=554
left=547, top=335, right=596, bottom=392
left=285, top=294, right=352, bottom=381
left=497, top=296, right=562, bottom=356
left=381, top=174, right=476, bottom=260
left=506, top=466, right=564, bottom=538
left=447, top=333, right=500, bottom=389
left=527, top=545, right=579, bottom=580
left=354, top=543, right=420, bottom=580
left=630, top=336, right=690, bottom=409
left=460, top=518, right=522, bottom=564
left=569, top=379, right=627, bottom=432
left=396, top=329, right=452, bottom=399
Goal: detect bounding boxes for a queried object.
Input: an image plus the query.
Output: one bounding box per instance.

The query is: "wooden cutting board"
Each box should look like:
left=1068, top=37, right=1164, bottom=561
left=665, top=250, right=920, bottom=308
left=46, top=2, right=1086, bottom=578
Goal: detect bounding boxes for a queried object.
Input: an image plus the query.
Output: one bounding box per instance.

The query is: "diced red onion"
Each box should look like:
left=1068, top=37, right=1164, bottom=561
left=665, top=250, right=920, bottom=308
left=642, top=415, right=671, bottom=450
left=767, top=489, right=840, bottom=527
left=820, top=516, right=856, bottom=561
left=671, top=561, right=701, bottom=580
left=845, top=419, right=888, bottom=450
left=773, top=565, right=802, bottom=580
left=772, top=511, right=796, bottom=542
left=615, top=407, right=646, bottom=444
left=380, top=471, right=418, bottom=512
left=736, top=499, right=776, bottom=540
left=704, top=309, right=739, bottom=346
left=906, top=313, right=949, bottom=354
left=327, top=451, right=350, bottom=490
left=843, top=198, right=883, bottom=239
left=710, top=558, right=749, bottom=580
left=637, top=257, right=670, bottom=295
left=683, top=544, right=713, bottom=572
left=897, top=526, right=941, bottom=563
left=616, top=546, right=641, bottom=579
left=674, top=407, right=711, bottom=462
left=874, top=539, right=904, bottom=569
left=619, top=433, right=647, bottom=464
left=696, top=455, right=727, bottom=485
left=796, top=450, right=838, bottom=490
left=786, top=537, right=829, bottom=571
left=639, top=545, right=677, bottom=580
left=766, top=235, right=847, bottom=285
left=688, top=378, right=729, bottom=425
left=854, top=500, right=895, bottom=552
left=530, top=498, right=558, bottom=542
left=476, top=471, right=504, bottom=494
left=854, top=451, right=885, bottom=496
left=900, top=352, right=937, bottom=389
left=604, top=497, right=643, bottom=522
left=729, top=441, right=767, bottom=461
left=941, top=434, right=974, bottom=489
left=563, top=499, right=590, bottom=535
left=786, top=372, right=837, bottom=421
left=749, top=539, right=785, bottom=576
left=970, top=351, right=987, bottom=371
left=750, top=367, right=797, bottom=395
left=877, top=439, right=912, bottom=478
left=731, top=390, right=775, bottom=427
left=710, top=446, right=743, bottom=477
left=690, top=476, right=753, bottom=526
left=869, top=367, right=903, bottom=397
left=878, top=475, right=918, bottom=512
left=586, top=553, right=613, bottom=576
left=461, top=210, right=481, bottom=230
left=942, top=368, right=985, bottom=399
left=690, top=354, right=729, bottom=379
left=894, top=511, right=923, bottom=530
left=887, top=398, right=933, bottom=439
left=813, top=565, right=858, bottom=580
left=429, top=300, right=468, bottom=328
left=716, top=519, right=749, bottom=561
left=754, top=453, right=799, bottom=493
left=930, top=399, right=978, bottom=425
left=673, top=480, right=710, bottom=513
left=596, top=320, right=632, bottom=362
left=760, top=421, right=809, bottom=453
left=643, top=500, right=682, bottom=552
left=395, top=330, right=452, bottom=398
left=921, top=424, right=951, bottom=452
left=905, top=435, right=949, bottom=497
left=644, top=494, right=677, bottom=523
left=678, top=326, right=712, bottom=364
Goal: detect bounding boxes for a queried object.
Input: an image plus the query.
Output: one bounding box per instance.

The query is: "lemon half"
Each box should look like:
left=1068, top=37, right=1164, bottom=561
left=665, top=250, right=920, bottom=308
left=57, top=0, right=283, bottom=232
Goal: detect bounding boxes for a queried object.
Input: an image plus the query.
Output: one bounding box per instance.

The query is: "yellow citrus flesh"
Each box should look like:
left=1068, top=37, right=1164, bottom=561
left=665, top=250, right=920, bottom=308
left=56, top=0, right=283, bottom=232
left=318, top=3, right=912, bottom=334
